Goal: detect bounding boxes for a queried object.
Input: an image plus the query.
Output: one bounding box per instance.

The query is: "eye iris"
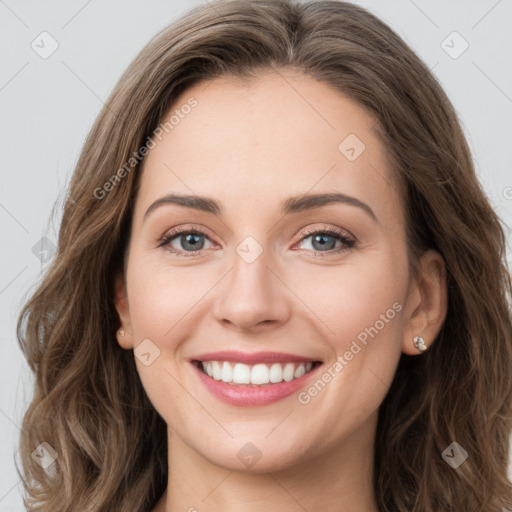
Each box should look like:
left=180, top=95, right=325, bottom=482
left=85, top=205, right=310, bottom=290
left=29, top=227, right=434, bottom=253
left=312, top=234, right=336, bottom=251
left=181, top=233, right=204, bottom=251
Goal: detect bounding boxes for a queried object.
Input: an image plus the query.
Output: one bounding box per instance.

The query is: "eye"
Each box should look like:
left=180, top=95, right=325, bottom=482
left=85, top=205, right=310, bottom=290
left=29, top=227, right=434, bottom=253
left=158, top=225, right=356, bottom=257
left=294, top=227, right=356, bottom=257
left=158, top=227, right=215, bottom=257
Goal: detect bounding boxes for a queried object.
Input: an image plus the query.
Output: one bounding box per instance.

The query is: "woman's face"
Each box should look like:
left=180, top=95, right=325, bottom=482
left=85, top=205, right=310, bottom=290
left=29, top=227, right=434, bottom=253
left=115, top=70, right=433, bottom=473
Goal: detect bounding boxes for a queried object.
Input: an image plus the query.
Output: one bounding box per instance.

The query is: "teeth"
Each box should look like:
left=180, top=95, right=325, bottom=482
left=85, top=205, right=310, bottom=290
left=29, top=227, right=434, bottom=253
left=221, top=361, right=232, bottom=382
left=212, top=361, right=222, bottom=380
left=283, top=363, right=295, bottom=382
left=200, top=360, right=316, bottom=385
left=294, top=364, right=306, bottom=379
left=269, top=363, right=283, bottom=383
left=232, top=363, right=251, bottom=384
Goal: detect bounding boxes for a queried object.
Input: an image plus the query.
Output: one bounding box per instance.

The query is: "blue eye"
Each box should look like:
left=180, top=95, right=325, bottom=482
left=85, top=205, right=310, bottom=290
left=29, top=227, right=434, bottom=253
left=295, top=228, right=356, bottom=257
left=159, top=230, right=213, bottom=256
left=158, top=226, right=356, bottom=258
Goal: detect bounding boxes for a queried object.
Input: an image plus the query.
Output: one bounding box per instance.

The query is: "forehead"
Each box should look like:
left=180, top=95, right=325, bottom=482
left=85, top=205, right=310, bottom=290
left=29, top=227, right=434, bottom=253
left=136, top=70, right=403, bottom=226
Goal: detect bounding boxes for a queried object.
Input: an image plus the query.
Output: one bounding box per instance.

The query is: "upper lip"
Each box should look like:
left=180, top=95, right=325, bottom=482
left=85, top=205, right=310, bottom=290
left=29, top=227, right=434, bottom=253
left=192, top=351, right=322, bottom=365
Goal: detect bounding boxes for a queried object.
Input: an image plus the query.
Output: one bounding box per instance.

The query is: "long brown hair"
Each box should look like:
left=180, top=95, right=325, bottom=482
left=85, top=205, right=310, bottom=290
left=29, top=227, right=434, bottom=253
left=16, top=0, right=512, bottom=510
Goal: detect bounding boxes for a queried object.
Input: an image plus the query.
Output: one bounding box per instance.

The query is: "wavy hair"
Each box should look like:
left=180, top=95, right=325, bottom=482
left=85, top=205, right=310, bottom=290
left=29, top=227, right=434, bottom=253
left=16, top=0, right=512, bottom=510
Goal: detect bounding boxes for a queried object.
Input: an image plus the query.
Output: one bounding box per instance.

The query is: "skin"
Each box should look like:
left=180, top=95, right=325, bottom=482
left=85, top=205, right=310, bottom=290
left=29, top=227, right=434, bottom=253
left=114, top=69, right=447, bottom=512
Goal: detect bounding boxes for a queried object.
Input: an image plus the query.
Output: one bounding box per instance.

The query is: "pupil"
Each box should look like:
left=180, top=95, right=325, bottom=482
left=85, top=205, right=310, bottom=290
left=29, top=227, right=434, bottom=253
left=183, top=233, right=203, bottom=250
left=313, top=234, right=335, bottom=251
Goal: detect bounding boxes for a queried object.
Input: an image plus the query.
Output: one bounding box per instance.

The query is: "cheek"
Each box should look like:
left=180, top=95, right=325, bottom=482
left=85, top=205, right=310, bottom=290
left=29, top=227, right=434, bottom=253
left=126, top=257, right=212, bottom=342
left=290, top=250, right=406, bottom=415
left=277, top=264, right=406, bottom=461
left=291, top=251, right=407, bottom=350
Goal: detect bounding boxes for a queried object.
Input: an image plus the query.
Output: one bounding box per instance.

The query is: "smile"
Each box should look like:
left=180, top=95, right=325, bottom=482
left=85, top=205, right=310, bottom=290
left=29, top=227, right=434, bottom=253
left=190, top=351, right=324, bottom=407
left=197, top=360, right=320, bottom=385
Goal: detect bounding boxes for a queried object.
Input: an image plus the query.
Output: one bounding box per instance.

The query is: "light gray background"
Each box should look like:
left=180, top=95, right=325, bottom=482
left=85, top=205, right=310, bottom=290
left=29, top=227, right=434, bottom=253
left=1, top=0, right=511, bottom=509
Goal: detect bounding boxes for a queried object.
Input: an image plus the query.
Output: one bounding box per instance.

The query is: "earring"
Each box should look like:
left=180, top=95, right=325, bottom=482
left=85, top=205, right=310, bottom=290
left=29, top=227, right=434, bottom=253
left=413, top=335, right=427, bottom=352
left=118, top=329, right=125, bottom=337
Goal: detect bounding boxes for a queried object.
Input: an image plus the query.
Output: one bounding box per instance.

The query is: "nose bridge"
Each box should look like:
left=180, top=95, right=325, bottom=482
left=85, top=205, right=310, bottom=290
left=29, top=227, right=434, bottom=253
left=229, top=233, right=275, bottom=301
left=212, top=231, right=290, bottom=330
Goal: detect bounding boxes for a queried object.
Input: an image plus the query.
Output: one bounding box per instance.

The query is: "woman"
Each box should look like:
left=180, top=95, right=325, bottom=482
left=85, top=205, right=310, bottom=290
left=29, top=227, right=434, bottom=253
left=16, top=0, right=512, bottom=510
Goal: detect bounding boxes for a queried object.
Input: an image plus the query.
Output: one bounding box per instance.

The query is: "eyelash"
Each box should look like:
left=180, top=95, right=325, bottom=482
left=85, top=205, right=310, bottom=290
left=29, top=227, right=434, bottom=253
left=157, top=225, right=356, bottom=258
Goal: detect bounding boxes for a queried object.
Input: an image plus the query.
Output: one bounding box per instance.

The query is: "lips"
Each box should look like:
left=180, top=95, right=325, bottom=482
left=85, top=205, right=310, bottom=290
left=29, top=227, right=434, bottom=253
left=190, top=350, right=323, bottom=406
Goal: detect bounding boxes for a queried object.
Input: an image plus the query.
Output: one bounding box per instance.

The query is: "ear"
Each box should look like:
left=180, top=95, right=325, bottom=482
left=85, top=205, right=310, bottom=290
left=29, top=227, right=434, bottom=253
left=401, top=249, right=448, bottom=355
left=114, top=273, right=133, bottom=350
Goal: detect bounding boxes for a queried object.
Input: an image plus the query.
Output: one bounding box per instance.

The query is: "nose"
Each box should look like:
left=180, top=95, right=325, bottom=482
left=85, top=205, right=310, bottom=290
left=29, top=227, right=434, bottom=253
left=212, top=246, right=291, bottom=333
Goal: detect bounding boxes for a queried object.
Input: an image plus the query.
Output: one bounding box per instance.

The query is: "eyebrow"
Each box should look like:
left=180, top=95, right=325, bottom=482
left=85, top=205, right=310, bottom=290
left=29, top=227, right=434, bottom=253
left=144, top=192, right=378, bottom=223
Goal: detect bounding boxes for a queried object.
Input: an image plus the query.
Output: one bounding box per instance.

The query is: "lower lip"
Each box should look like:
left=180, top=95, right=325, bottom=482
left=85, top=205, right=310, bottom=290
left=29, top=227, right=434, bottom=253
left=192, top=361, right=322, bottom=407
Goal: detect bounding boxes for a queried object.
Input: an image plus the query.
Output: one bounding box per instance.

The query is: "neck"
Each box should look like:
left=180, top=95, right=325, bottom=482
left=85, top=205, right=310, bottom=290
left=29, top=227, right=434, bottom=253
left=156, top=412, right=379, bottom=512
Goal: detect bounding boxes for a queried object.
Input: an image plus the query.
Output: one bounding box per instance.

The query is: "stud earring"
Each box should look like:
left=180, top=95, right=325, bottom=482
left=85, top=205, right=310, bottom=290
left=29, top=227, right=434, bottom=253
left=413, top=335, right=427, bottom=352
left=118, top=329, right=125, bottom=337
